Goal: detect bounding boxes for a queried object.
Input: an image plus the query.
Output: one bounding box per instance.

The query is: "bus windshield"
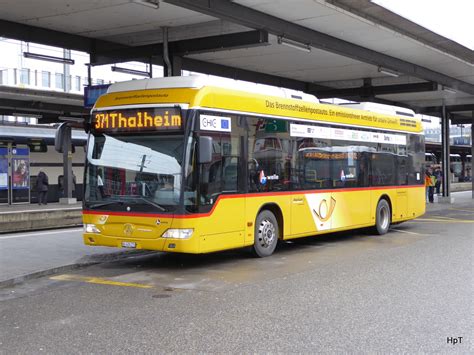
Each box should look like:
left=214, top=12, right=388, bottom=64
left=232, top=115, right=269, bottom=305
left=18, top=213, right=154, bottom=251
left=84, top=133, right=186, bottom=212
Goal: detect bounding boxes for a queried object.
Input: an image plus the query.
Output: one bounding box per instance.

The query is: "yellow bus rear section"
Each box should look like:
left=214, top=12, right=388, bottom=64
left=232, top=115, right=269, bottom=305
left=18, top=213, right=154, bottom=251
left=83, top=186, right=425, bottom=254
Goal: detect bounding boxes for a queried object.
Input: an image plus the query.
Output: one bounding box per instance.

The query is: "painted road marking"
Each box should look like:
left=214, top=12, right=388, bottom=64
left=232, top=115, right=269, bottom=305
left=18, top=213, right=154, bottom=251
left=50, top=274, right=153, bottom=289
left=414, top=218, right=474, bottom=223
left=390, top=228, right=424, bottom=236
left=0, top=228, right=83, bottom=240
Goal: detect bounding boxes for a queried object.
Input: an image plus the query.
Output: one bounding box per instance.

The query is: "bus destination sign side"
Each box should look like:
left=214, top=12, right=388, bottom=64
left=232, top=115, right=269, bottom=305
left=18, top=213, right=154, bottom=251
left=93, top=108, right=182, bottom=133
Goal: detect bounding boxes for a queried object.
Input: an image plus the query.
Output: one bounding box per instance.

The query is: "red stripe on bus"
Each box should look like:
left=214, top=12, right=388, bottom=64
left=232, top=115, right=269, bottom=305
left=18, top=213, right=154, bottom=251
left=83, top=184, right=423, bottom=219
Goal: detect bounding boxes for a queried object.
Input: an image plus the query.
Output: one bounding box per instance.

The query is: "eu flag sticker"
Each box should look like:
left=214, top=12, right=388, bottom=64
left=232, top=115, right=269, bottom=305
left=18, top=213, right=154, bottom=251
left=221, top=119, right=229, bottom=130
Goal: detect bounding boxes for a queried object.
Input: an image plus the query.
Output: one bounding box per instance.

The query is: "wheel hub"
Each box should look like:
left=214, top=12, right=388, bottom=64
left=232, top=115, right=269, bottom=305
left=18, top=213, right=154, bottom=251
left=258, top=219, right=276, bottom=248
left=380, top=205, right=389, bottom=230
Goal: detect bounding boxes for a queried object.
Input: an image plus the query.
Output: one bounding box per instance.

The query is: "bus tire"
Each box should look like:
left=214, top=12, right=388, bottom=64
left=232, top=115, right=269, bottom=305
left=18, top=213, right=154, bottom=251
left=253, top=210, right=279, bottom=257
left=374, top=199, right=391, bottom=235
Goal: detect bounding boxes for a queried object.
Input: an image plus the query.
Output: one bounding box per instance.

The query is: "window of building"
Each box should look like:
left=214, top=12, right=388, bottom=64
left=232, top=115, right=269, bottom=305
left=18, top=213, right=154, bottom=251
left=75, top=76, right=81, bottom=91
left=32, top=70, right=37, bottom=86
left=0, top=69, right=6, bottom=85
left=41, top=71, right=50, bottom=88
left=55, top=73, right=64, bottom=89
left=20, top=68, right=30, bottom=85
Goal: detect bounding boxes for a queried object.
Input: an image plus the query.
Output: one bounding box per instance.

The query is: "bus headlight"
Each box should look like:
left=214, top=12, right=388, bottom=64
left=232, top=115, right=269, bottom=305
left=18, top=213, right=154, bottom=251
left=162, top=229, right=193, bottom=239
left=84, top=224, right=101, bottom=234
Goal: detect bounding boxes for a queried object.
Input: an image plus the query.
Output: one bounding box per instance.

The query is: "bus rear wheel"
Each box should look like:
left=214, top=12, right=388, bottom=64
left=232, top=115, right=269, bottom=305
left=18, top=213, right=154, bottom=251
left=374, top=199, right=391, bottom=235
left=253, top=210, right=279, bottom=257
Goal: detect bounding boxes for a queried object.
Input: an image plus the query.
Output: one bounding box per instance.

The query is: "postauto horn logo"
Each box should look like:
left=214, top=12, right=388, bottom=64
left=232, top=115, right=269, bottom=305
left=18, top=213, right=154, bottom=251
left=313, top=197, right=337, bottom=222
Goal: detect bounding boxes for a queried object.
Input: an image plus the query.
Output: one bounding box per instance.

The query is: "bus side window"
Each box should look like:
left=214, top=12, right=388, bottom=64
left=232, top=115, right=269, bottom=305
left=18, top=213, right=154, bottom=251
left=202, top=133, right=222, bottom=201
left=396, top=155, right=408, bottom=185
left=247, top=117, right=291, bottom=192
left=371, top=151, right=396, bottom=186
left=223, top=156, right=238, bottom=191
left=198, top=113, right=244, bottom=210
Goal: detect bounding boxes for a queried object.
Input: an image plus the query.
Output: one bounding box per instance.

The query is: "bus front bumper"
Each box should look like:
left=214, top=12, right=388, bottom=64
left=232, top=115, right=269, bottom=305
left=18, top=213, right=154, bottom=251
left=83, top=232, right=201, bottom=253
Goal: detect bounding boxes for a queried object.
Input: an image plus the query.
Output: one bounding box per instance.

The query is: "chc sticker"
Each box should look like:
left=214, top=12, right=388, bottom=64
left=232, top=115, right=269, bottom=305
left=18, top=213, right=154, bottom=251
left=200, top=115, right=231, bottom=132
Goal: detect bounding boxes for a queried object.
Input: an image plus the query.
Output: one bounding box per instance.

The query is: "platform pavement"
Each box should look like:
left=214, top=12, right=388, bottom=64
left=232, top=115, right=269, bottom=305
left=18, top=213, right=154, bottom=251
left=0, top=191, right=472, bottom=289
left=0, top=226, right=152, bottom=288
left=0, top=201, right=82, bottom=214
left=0, top=202, right=82, bottom=233
left=429, top=190, right=474, bottom=211
left=0, top=202, right=151, bottom=287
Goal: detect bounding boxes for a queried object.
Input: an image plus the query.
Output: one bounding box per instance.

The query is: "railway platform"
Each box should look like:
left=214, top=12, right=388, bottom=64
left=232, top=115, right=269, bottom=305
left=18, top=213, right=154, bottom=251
left=0, top=202, right=82, bottom=233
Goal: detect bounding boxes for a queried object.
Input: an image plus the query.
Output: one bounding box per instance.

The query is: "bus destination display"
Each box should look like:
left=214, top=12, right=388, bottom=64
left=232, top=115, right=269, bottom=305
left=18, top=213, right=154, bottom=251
left=93, top=108, right=182, bottom=133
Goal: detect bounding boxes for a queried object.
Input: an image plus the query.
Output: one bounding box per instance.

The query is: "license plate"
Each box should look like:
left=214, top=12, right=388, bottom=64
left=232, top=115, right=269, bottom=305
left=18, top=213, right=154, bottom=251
left=121, top=241, right=137, bottom=248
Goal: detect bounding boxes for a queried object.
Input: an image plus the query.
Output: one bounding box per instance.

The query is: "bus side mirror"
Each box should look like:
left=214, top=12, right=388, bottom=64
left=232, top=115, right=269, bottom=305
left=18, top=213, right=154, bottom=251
left=84, top=119, right=91, bottom=133
left=55, top=122, right=71, bottom=153
left=199, top=136, right=213, bottom=164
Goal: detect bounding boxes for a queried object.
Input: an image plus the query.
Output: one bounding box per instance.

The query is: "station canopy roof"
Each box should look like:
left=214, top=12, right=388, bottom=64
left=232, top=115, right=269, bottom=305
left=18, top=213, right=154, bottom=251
left=0, top=0, right=473, bottom=124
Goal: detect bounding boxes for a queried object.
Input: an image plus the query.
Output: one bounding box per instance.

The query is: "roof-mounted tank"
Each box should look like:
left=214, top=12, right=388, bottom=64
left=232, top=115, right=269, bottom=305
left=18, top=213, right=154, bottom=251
left=338, top=102, right=415, bottom=117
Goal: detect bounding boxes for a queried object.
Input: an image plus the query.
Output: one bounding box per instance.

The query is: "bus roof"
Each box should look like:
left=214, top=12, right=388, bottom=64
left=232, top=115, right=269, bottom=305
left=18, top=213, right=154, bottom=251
left=95, top=76, right=422, bottom=133
left=107, top=76, right=320, bottom=103
left=338, top=102, right=415, bottom=118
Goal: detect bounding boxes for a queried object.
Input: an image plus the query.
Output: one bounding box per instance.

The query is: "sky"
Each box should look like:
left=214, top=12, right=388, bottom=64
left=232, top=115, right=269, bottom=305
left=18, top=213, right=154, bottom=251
left=373, top=0, right=474, bottom=50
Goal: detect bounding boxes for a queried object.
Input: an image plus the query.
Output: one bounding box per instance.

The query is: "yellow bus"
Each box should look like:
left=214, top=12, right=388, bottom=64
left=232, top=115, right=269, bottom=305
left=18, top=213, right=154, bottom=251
left=83, top=76, right=425, bottom=257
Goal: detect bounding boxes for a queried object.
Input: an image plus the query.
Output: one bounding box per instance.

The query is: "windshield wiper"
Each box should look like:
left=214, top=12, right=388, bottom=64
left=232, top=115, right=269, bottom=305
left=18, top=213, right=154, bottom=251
left=131, top=197, right=167, bottom=212
left=88, top=197, right=167, bottom=212
left=88, top=200, right=124, bottom=209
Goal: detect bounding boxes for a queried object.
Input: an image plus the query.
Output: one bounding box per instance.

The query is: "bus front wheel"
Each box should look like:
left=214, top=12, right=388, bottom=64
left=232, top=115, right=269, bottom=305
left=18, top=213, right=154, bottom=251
left=253, top=210, right=279, bottom=257
left=374, top=199, right=391, bottom=235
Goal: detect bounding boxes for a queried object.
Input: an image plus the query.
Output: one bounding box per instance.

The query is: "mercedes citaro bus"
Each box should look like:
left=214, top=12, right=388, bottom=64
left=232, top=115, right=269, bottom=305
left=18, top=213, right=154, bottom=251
left=82, top=76, right=425, bottom=257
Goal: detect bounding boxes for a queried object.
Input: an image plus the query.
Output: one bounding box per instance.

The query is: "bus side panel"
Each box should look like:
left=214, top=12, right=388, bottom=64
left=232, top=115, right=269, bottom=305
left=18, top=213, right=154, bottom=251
left=407, top=187, right=425, bottom=219
left=329, top=190, right=372, bottom=230
left=194, top=197, right=246, bottom=253
left=290, top=192, right=326, bottom=237
left=393, top=189, right=408, bottom=222
left=370, top=187, right=425, bottom=225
